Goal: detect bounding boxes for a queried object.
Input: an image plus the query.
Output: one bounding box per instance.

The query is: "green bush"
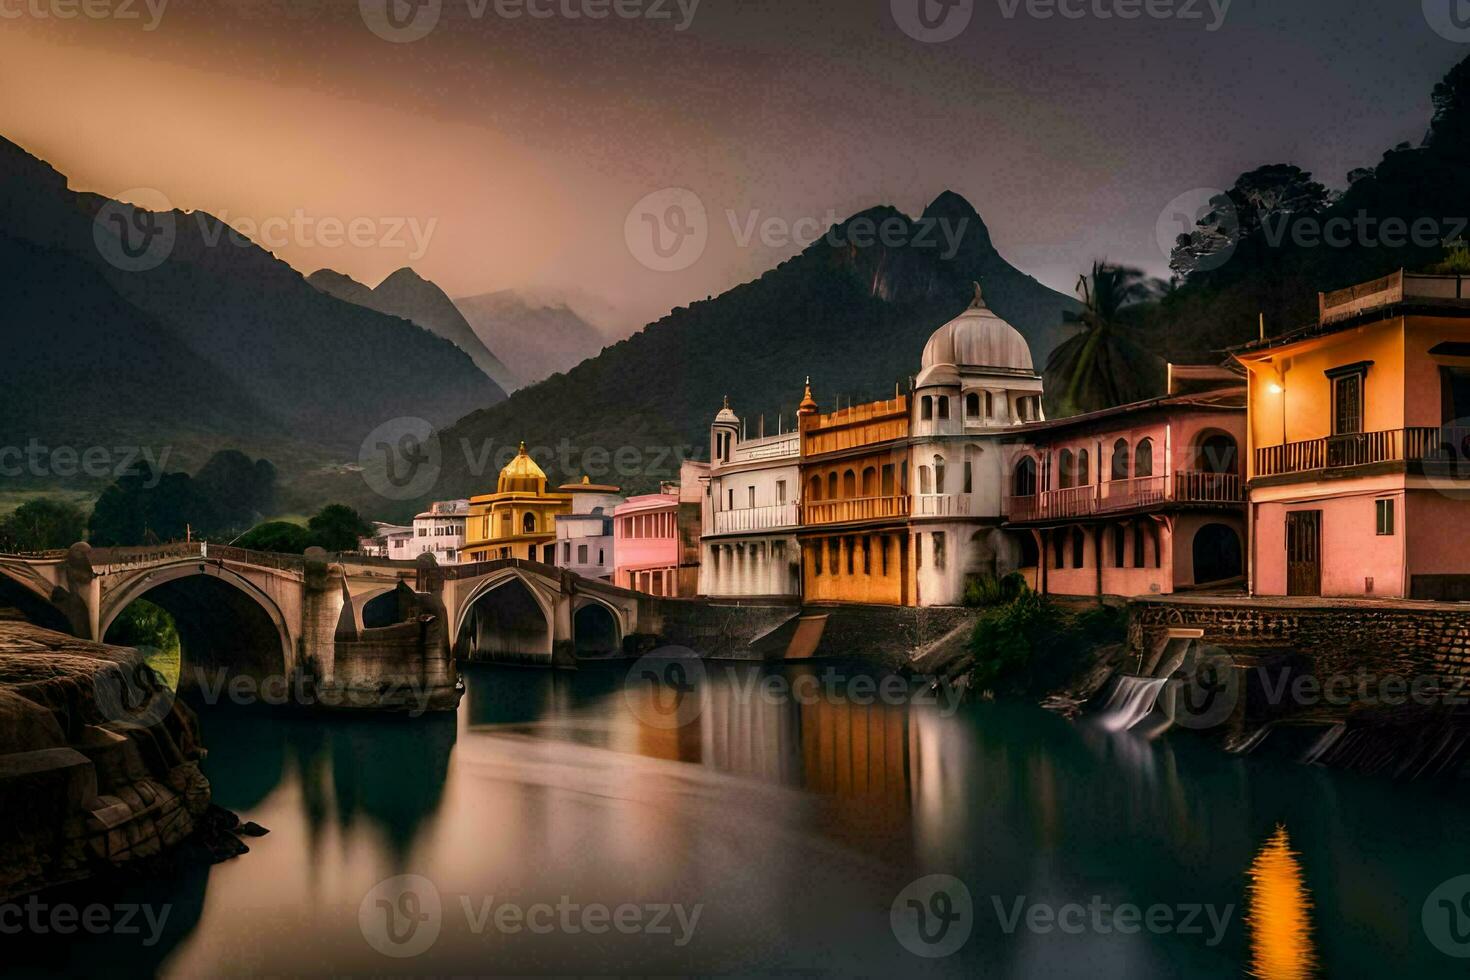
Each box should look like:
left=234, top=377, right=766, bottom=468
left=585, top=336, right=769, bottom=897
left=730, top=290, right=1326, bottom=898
left=968, top=594, right=1127, bottom=694
left=963, top=571, right=1030, bottom=608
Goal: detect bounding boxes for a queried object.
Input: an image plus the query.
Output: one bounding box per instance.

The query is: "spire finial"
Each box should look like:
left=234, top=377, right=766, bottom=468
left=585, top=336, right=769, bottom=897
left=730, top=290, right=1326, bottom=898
left=517, top=440, right=527, bottom=455
left=798, top=376, right=818, bottom=416
left=723, top=394, right=730, bottom=410
left=970, top=281, right=985, bottom=309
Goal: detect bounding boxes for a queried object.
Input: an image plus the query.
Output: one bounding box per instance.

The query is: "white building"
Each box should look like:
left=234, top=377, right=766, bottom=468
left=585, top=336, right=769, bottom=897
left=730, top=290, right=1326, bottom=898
left=554, top=478, right=624, bottom=581
left=699, top=395, right=804, bottom=597
left=359, top=522, right=413, bottom=558
left=908, top=284, right=1045, bottom=604
left=411, top=499, right=470, bottom=564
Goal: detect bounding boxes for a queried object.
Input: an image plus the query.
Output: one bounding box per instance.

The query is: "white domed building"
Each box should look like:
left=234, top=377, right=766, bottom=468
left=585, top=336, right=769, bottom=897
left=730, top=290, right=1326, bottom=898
left=909, top=284, right=1045, bottom=604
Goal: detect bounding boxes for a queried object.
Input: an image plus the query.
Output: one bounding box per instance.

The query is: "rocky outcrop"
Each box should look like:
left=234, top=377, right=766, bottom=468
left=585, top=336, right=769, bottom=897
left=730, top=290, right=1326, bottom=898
left=0, top=621, right=210, bottom=900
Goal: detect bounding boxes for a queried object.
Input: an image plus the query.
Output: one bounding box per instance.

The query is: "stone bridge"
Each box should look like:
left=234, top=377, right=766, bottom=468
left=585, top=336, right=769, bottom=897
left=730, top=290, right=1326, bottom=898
left=0, top=543, right=655, bottom=712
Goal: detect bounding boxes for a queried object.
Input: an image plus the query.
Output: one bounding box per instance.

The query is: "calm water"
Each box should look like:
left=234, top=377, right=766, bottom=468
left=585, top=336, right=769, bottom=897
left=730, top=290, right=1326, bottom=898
left=13, top=661, right=1470, bottom=978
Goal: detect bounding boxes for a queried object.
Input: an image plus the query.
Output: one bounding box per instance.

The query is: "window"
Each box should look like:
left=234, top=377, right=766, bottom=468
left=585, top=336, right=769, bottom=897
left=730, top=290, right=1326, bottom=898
left=881, top=464, right=896, bottom=496
left=966, top=392, right=981, bottom=417
left=748, top=486, right=756, bottom=509
left=963, top=460, right=973, bottom=494
left=807, top=475, right=822, bottom=501
left=563, top=542, right=571, bottom=562
left=932, top=532, right=946, bottom=570
left=1328, top=363, right=1368, bottom=435
left=1113, top=525, right=1126, bottom=567
left=522, top=513, right=537, bottom=534
left=934, top=455, right=946, bottom=494
left=578, top=544, right=589, bottom=563
left=1013, top=456, right=1038, bottom=497
left=598, top=549, right=604, bottom=565
left=1111, top=439, right=1130, bottom=481
left=985, top=391, right=994, bottom=418
left=862, top=537, right=872, bottom=573
left=827, top=472, right=838, bottom=499
left=915, top=533, right=922, bottom=569
left=862, top=467, right=878, bottom=496
left=1133, top=522, right=1146, bottom=568
left=1376, top=498, right=1396, bottom=535
left=919, top=465, right=933, bottom=495
left=846, top=537, right=856, bottom=574
left=1059, top=449, right=1075, bottom=489
left=418, top=527, right=427, bottom=537
left=1077, top=449, right=1091, bottom=485
left=828, top=539, right=841, bottom=574
left=921, top=396, right=934, bottom=420
left=728, top=488, right=735, bottom=510
left=1135, top=438, right=1154, bottom=478
left=937, top=397, right=950, bottom=420
left=777, top=480, right=787, bottom=505
left=843, top=469, right=857, bottom=497
left=1052, top=532, right=1065, bottom=569
left=880, top=536, right=890, bottom=574
left=813, top=541, right=823, bottom=575
left=1072, top=528, right=1085, bottom=568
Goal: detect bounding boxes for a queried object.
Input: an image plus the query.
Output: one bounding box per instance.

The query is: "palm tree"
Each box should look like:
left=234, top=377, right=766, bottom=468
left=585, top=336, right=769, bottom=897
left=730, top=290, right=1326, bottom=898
left=1044, top=262, right=1164, bottom=417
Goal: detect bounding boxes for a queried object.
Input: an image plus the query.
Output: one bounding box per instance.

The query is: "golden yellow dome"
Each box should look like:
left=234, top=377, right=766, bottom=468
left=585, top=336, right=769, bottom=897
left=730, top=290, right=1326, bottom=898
left=497, top=441, right=548, bottom=494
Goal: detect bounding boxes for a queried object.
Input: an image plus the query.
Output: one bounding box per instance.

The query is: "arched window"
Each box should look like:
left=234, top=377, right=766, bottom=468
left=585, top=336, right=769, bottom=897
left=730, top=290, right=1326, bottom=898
left=1077, top=449, right=1091, bottom=485
left=934, top=455, right=946, bottom=494
left=827, top=472, right=838, bottom=499
left=921, top=396, right=934, bottom=420
left=937, top=397, right=950, bottom=420
left=1111, top=439, right=1130, bottom=481
left=919, top=465, right=933, bottom=495
left=1196, top=432, right=1239, bottom=474
left=1013, top=456, right=1038, bottom=497
left=1135, top=438, right=1154, bottom=477
left=1059, top=449, right=1075, bottom=489
left=861, top=466, right=878, bottom=496
left=1071, top=528, right=1086, bottom=569
left=985, top=391, right=995, bottom=417
left=807, top=475, right=822, bottom=501
left=843, top=469, right=857, bottom=497
left=1112, top=525, right=1126, bottom=567
left=965, top=392, right=981, bottom=417
left=522, top=512, right=537, bottom=534
left=1052, top=531, right=1065, bottom=569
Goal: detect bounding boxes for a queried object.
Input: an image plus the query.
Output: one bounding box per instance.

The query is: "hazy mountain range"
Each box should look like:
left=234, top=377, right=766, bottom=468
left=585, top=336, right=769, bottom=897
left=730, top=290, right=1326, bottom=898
left=0, top=135, right=504, bottom=499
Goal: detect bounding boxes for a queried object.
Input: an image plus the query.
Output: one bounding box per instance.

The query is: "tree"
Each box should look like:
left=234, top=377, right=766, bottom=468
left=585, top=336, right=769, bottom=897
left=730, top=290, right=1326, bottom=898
left=0, top=498, right=87, bottom=551
left=1170, top=165, right=1331, bottom=280
left=1044, top=262, right=1165, bottom=417
left=306, top=504, right=373, bottom=553
left=234, top=521, right=314, bottom=554
left=194, top=450, right=277, bottom=534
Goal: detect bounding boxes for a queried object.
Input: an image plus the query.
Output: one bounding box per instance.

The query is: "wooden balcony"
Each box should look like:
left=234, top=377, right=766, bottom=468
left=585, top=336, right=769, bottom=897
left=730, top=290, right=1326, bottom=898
left=801, top=495, right=910, bottom=526
left=912, top=494, right=972, bottom=518
left=712, top=503, right=800, bottom=534
left=1254, top=426, right=1470, bottom=478
left=1006, top=470, right=1243, bottom=523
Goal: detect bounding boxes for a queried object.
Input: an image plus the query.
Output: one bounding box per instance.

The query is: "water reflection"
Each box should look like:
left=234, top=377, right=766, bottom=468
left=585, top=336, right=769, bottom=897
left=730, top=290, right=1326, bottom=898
left=1246, top=825, right=1318, bottom=980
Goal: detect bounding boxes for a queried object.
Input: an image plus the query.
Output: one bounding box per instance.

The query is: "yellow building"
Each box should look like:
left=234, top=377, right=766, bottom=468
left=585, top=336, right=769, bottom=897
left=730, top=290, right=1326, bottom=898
left=463, top=443, right=573, bottom=563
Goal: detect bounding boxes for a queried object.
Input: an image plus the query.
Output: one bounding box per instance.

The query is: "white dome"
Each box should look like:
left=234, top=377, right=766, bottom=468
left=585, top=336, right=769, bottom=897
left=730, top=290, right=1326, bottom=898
left=916, top=284, right=1034, bottom=387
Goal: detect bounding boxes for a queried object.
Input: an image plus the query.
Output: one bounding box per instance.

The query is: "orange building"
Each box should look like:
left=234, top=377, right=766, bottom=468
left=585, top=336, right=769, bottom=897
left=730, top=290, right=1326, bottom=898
left=798, top=387, right=914, bottom=604
left=1235, top=270, right=1470, bottom=599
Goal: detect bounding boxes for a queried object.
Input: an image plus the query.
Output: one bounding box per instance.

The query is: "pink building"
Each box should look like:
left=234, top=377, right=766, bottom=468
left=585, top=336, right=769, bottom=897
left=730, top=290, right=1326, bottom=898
left=612, top=492, right=682, bottom=596
left=1004, top=368, right=1247, bottom=597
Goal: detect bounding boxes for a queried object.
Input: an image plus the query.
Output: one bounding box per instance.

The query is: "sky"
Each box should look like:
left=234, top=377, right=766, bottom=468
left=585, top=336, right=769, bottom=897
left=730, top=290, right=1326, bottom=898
left=2, top=0, right=1467, bottom=334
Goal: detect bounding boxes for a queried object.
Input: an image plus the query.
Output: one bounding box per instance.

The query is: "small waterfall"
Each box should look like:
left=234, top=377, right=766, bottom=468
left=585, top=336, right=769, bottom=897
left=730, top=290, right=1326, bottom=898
left=1097, top=676, right=1169, bottom=733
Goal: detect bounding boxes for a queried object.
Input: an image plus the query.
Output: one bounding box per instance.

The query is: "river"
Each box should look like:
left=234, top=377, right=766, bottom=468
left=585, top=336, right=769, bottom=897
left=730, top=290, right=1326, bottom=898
left=12, top=660, right=1470, bottom=977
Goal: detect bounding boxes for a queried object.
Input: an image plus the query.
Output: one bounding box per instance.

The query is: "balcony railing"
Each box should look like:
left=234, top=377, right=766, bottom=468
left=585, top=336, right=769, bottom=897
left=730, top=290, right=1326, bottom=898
left=1254, top=426, right=1470, bottom=478
left=712, top=502, right=800, bottom=534
left=1005, top=470, right=1242, bottom=522
left=802, top=495, right=911, bottom=526
left=913, top=494, right=972, bottom=517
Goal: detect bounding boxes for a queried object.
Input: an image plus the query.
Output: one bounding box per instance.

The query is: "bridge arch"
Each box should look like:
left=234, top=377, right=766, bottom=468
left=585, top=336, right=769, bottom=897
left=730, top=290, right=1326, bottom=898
left=0, top=564, right=72, bottom=634
left=100, top=562, right=292, bottom=695
left=454, top=569, right=558, bottom=663
left=572, top=596, right=623, bottom=658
